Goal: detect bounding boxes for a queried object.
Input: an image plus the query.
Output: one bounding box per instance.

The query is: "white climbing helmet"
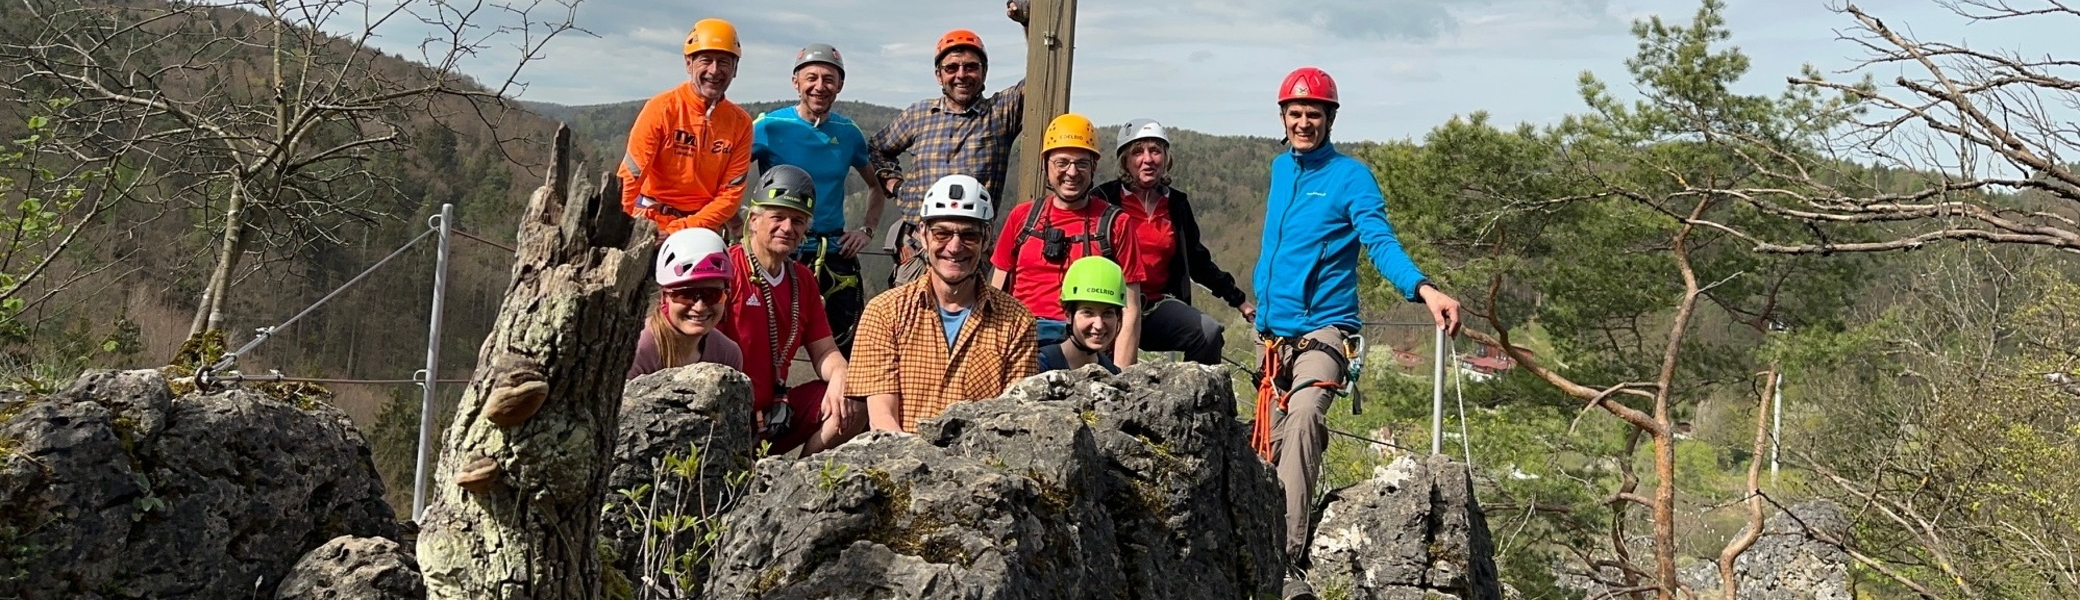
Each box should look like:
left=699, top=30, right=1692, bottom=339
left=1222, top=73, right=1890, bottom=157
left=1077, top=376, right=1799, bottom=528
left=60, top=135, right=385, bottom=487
left=656, top=227, right=731, bottom=288
left=1115, top=118, right=1169, bottom=152
left=920, top=174, right=994, bottom=224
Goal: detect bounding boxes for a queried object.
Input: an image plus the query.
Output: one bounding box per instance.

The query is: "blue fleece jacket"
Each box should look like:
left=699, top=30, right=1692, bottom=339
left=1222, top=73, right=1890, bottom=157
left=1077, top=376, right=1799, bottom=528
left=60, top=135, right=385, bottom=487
left=1253, top=143, right=1429, bottom=338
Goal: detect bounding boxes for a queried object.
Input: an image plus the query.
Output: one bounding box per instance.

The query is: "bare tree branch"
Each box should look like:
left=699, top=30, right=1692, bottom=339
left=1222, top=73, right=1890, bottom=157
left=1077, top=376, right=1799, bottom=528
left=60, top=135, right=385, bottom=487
left=0, top=0, right=582, bottom=337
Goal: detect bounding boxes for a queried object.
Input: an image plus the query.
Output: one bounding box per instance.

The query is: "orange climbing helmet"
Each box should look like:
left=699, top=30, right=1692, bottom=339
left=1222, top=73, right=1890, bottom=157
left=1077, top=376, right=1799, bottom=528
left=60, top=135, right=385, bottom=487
left=1042, top=113, right=1099, bottom=156
left=1278, top=67, right=1339, bottom=108
left=685, top=18, right=742, bottom=58
left=936, top=29, right=986, bottom=63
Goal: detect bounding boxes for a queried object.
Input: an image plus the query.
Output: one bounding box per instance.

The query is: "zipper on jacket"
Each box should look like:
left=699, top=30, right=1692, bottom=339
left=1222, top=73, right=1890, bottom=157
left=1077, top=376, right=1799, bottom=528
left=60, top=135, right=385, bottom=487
left=1264, top=160, right=1302, bottom=331
left=1275, top=155, right=1312, bottom=325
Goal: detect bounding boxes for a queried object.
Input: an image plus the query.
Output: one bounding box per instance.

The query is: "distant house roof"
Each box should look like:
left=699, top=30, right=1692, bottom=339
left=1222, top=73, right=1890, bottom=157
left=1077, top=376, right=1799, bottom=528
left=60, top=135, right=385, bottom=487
left=1461, top=355, right=1513, bottom=374
left=1392, top=349, right=1423, bottom=370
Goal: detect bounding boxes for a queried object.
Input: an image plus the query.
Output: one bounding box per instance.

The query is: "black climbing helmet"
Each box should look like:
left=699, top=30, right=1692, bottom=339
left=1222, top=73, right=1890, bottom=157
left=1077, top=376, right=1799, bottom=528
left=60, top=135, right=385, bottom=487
left=752, top=165, right=816, bottom=216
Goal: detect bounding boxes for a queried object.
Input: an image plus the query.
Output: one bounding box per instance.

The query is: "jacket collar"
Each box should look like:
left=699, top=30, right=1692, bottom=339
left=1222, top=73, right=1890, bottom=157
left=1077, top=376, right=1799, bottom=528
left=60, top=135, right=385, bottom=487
left=1290, top=142, right=1339, bottom=167
left=931, top=95, right=982, bottom=116
left=909, top=274, right=1000, bottom=315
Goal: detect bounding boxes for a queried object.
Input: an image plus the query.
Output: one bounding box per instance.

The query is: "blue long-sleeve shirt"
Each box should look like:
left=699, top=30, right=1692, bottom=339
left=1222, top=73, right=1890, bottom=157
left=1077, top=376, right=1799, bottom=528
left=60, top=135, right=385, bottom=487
left=1253, top=143, right=1430, bottom=338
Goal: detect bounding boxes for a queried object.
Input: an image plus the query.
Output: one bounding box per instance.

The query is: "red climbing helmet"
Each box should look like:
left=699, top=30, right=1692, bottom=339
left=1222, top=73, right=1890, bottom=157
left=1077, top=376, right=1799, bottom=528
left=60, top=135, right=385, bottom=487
left=1278, top=67, right=1339, bottom=108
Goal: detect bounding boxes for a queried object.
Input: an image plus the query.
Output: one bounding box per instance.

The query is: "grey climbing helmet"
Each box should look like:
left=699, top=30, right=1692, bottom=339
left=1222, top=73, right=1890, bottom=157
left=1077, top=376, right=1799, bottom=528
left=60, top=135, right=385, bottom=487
left=1116, top=118, right=1169, bottom=152
left=793, top=43, right=845, bottom=77
left=752, top=165, right=816, bottom=216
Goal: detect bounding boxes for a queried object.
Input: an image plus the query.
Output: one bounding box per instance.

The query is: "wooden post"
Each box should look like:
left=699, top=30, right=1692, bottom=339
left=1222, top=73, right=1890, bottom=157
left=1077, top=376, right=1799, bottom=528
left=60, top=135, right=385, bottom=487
left=416, top=125, right=654, bottom=599
left=1010, top=0, right=1076, bottom=212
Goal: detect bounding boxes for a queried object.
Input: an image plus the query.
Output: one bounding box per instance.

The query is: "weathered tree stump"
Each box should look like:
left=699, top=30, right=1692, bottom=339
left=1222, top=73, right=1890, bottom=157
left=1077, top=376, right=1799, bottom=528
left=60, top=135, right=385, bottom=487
left=416, top=125, right=653, bottom=599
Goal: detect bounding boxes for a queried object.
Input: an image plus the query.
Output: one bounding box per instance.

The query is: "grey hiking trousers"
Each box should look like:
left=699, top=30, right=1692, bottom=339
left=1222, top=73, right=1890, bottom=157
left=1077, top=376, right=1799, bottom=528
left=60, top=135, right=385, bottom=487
left=1268, top=326, right=1349, bottom=559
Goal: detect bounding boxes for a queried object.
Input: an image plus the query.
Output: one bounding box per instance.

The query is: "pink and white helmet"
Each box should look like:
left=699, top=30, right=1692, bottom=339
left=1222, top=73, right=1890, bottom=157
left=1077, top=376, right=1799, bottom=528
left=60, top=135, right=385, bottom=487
left=656, top=228, right=731, bottom=288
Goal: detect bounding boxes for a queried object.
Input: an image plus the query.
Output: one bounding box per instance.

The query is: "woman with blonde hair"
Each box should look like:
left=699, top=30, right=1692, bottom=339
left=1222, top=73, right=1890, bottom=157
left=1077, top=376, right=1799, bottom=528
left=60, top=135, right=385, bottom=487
left=629, top=228, right=745, bottom=378
left=1091, top=118, right=1253, bottom=365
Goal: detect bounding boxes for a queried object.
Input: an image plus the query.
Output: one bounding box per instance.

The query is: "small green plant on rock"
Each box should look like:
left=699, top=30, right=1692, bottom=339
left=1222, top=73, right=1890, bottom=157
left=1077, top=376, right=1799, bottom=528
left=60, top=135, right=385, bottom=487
left=605, top=426, right=754, bottom=599
left=815, top=455, right=851, bottom=491
left=129, top=472, right=166, bottom=522
left=0, top=521, right=49, bottom=584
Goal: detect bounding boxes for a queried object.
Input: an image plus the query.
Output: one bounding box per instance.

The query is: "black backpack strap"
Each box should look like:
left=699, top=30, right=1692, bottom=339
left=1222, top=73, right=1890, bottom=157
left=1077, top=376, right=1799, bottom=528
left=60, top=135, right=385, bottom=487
left=1004, top=202, right=1049, bottom=292
left=1095, top=203, right=1124, bottom=262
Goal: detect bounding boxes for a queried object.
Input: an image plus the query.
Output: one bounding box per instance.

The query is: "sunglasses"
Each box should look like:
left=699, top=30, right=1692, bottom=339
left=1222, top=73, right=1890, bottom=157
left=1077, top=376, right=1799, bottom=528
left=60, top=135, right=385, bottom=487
left=927, top=226, right=986, bottom=245
left=663, top=286, right=728, bottom=305
left=938, top=61, right=984, bottom=75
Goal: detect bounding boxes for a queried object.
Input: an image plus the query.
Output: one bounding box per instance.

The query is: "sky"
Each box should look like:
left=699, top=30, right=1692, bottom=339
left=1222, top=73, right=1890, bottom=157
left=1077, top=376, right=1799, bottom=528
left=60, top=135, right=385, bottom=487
left=374, top=0, right=2074, bottom=143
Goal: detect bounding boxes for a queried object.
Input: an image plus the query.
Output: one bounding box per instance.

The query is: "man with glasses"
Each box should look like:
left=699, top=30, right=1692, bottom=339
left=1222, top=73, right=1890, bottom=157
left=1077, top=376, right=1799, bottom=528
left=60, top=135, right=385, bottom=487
left=867, top=1, right=1030, bottom=287
left=991, top=113, right=1146, bottom=368
left=850, top=175, right=1039, bottom=433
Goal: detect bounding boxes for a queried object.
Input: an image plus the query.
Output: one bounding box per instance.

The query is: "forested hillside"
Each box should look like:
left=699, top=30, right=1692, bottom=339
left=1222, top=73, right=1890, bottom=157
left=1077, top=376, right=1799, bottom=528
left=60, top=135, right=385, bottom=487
left=3, top=0, right=2077, bottom=596
left=0, top=0, right=561, bottom=428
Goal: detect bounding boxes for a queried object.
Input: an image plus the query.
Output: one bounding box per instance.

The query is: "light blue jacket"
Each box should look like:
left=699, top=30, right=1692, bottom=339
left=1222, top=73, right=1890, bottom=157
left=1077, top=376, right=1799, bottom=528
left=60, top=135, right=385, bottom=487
left=1253, top=143, right=1429, bottom=338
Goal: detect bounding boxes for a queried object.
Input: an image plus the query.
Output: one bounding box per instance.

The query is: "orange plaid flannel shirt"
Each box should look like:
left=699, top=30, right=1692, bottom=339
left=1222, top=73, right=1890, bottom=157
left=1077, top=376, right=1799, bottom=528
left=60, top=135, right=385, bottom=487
left=847, top=276, right=1039, bottom=432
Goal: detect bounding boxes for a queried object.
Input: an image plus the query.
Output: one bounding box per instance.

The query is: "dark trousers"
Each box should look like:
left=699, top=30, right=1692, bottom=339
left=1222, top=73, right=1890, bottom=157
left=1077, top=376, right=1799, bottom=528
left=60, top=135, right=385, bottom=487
left=794, top=238, right=866, bottom=356
left=1139, top=297, right=1227, bottom=365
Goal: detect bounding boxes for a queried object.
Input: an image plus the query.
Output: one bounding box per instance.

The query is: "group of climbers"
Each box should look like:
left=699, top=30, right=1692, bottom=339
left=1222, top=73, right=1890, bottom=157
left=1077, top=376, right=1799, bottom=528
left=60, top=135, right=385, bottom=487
left=614, top=4, right=1464, bottom=598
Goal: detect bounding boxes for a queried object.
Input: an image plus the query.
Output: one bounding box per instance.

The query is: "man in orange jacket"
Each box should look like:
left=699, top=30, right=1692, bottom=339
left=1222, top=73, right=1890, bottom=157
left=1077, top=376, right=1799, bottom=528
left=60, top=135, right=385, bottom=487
left=619, top=18, right=754, bottom=236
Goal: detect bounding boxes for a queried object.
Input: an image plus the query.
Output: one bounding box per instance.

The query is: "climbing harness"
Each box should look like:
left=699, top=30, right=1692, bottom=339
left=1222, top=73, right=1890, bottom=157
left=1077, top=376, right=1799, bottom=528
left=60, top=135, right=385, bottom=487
left=1344, top=333, right=1368, bottom=416
left=800, top=234, right=865, bottom=350
left=1248, top=334, right=1349, bottom=461
left=805, top=236, right=861, bottom=297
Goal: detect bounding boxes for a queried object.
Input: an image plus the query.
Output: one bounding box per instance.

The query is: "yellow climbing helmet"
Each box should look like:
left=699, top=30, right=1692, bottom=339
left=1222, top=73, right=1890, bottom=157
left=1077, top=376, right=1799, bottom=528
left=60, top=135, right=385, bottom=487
left=1041, top=113, right=1100, bottom=156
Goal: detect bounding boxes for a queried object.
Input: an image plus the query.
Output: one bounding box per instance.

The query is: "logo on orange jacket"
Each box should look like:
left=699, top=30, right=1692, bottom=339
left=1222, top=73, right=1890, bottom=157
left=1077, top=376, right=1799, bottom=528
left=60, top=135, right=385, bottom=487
left=670, top=129, right=735, bottom=156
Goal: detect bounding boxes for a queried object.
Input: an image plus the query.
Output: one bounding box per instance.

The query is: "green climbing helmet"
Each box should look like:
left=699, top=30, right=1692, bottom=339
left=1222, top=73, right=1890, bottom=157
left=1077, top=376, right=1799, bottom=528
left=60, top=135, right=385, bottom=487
left=1059, top=256, right=1127, bottom=309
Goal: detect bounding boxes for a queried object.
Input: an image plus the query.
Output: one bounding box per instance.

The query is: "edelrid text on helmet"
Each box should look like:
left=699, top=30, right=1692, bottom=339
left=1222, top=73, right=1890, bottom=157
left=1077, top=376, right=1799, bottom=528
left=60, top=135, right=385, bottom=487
left=1042, top=113, right=1100, bottom=156
left=1060, top=256, right=1127, bottom=308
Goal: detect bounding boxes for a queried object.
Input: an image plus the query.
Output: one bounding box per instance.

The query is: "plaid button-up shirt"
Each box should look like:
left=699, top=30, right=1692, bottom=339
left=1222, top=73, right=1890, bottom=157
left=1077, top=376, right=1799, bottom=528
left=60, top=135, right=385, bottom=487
left=868, top=81, right=1026, bottom=223
left=847, top=276, right=1039, bottom=432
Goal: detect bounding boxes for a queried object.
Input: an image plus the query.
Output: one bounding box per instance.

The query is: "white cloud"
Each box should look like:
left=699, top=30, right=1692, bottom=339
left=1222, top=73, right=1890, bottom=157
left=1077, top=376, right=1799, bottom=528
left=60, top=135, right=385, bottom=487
left=301, top=0, right=2074, bottom=144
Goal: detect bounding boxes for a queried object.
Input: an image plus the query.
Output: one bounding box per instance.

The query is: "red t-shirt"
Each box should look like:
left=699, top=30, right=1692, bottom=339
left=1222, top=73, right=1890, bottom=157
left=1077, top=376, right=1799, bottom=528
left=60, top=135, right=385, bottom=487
left=717, top=245, right=833, bottom=411
left=990, top=197, right=1146, bottom=320
left=1117, top=189, right=1177, bottom=302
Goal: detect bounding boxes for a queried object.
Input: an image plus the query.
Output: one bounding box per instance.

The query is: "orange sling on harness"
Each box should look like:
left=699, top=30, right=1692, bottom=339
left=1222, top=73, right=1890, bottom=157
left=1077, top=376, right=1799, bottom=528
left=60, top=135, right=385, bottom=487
left=1250, top=337, right=1342, bottom=462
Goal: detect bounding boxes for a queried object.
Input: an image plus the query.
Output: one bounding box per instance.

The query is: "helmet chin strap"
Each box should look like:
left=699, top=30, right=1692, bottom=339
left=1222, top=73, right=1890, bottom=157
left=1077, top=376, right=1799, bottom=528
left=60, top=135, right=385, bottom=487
left=1068, top=333, right=1103, bottom=355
